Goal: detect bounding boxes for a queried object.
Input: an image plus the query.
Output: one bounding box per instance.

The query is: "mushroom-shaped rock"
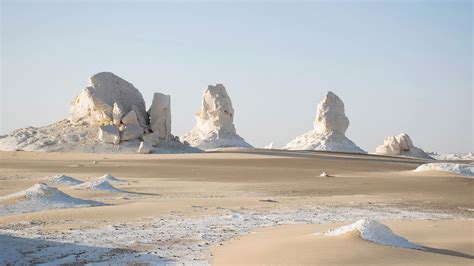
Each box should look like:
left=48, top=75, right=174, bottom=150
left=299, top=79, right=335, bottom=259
left=98, top=125, right=120, bottom=144
left=69, top=72, right=147, bottom=127
left=148, top=93, right=171, bottom=140
left=375, top=133, right=432, bottom=159
left=182, top=84, right=252, bottom=150
left=284, top=91, right=365, bottom=153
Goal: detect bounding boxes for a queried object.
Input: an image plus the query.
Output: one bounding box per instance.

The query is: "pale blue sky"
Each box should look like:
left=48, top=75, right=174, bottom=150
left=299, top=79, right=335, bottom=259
left=1, top=0, right=472, bottom=152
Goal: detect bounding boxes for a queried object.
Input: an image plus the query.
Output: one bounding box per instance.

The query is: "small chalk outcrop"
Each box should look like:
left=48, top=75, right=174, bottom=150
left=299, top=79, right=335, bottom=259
left=69, top=72, right=147, bottom=128
left=47, top=174, right=83, bottom=186
left=148, top=93, right=172, bottom=140
left=182, top=84, right=252, bottom=150
left=264, top=142, right=274, bottom=149
left=414, top=163, right=474, bottom=177
left=375, top=133, right=432, bottom=159
left=284, top=92, right=365, bottom=153
left=320, top=219, right=423, bottom=250
left=0, top=183, right=103, bottom=215
left=73, top=180, right=123, bottom=193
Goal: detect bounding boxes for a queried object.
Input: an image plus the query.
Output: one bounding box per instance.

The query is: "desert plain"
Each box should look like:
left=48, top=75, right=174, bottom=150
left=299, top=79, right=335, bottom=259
left=0, top=149, right=472, bottom=264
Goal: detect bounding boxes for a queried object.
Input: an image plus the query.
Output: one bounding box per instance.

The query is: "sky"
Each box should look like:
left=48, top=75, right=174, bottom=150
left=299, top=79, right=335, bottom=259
left=1, top=0, right=472, bottom=153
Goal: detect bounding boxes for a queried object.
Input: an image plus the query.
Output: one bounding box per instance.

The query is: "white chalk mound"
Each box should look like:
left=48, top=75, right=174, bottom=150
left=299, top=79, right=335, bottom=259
left=375, top=133, right=432, bottom=159
left=284, top=92, right=365, bottom=153
left=414, top=163, right=474, bottom=177
left=96, top=174, right=127, bottom=184
left=182, top=84, right=253, bottom=150
left=0, top=183, right=103, bottom=215
left=264, top=142, right=274, bottom=149
left=47, top=174, right=83, bottom=186
left=73, top=180, right=123, bottom=192
left=426, top=152, right=474, bottom=161
left=322, top=219, right=423, bottom=250
left=69, top=72, right=148, bottom=128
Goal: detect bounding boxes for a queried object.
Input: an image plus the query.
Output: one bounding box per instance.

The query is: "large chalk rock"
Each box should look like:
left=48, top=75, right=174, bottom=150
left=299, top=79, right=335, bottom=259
left=120, top=125, right=143, bottom=141
left=375, top=133, right=432, bottom=159
left=148, top=93, right=172, bottom=140
left=284, top=91, right=365, bottom=153
left=98, top=125, right=120, bottom=144
left=182, top=84, right=252, bottom=150
left=69, top=72, right=147, bottom=127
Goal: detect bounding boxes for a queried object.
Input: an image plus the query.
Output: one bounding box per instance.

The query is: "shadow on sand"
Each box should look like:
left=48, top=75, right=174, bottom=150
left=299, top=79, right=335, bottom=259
left=0, top=234, right=170, bottom=265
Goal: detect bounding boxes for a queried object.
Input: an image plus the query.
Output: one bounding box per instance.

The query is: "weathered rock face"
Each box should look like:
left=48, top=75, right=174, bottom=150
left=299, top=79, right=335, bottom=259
left=284, top=91, right=365, bottom=153
left=375, top=133, right=432, bottom=159
left=98, top=125, right=120, bottom=144
left=182, top=84, right=252, bottom=150
left=69, top=72, right=147, bottom=128
left=148, top=93, right=171, bottom=140
left=120, top=125, right=143, bottom=141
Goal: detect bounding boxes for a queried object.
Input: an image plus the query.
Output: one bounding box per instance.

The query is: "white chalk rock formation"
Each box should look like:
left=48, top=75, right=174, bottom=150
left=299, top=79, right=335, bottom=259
left=69, top=72, right=147, bottom=127
left=375, top=133, right=432, bottom=159
left=148, top=93, right=172, bottom=140
left=98, top=125, right=120, bottom=144
left=182, top=84, right=252, bottom=150
left=264, top=142, right=274, bottom=149
left=112, top=102, right=123, bottom=126
left=138, top=141, right=152, bottom=154
left=284, top=92, right=365, bottom=153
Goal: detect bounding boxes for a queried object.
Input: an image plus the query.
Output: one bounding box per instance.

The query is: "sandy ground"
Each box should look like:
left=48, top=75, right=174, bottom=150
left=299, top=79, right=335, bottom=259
left=0, top=149, right=472, bottom=264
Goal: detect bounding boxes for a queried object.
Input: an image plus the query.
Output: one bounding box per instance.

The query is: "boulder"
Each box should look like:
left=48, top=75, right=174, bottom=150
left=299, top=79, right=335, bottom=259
left=148, top=93, right=171, bottom=140
left=375, top=133, right=432, bottom=159
left=121, top=110, right=140, bottom=126
left=182, top=84, right=253, bottom=150
left=69, top=72, right=147, bottom=127
left=137, top=141, right=152, bottom=154
left=142, top=132, right=161, bottom=146
left=284, top=91, right=365, bottom=153
left=121, top=125, right=143, bottom=141
left=98, top=125, right=120, bottom=144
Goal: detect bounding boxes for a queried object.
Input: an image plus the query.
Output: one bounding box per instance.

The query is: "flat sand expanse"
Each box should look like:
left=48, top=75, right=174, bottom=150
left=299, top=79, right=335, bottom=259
left=212, top=220, right=474, bottom=265
left=0, top=150, right=472, bottom=264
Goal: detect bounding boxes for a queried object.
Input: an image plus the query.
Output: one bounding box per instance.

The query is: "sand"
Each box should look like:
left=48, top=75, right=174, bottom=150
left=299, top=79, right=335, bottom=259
left=0, top=149, right=472, bottom=264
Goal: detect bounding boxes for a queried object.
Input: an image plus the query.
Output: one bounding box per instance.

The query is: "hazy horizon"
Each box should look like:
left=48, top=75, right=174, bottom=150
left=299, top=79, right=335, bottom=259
left=1, top=1, right=472, bottom=153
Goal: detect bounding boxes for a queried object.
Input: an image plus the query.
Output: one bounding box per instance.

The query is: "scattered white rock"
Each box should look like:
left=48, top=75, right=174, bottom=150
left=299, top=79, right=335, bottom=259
left=98, top=125, right=120, bottom=144
left=320, top=172, right=329, bottom=177
left=69, top=72, right=147, bottom=127
left=321, top=219, right=423, bottom=250
left=284, top=92, right=365, bottom=153
left=73, top=180, right=123, bottom=192
left=0, top=183, right=103, bottom=215
left=138, top=141, right=152, bottom=154
left=47, top=174, right=83, bottom=186
left=120, top=125, right=143, bottom=141
left=148, top=93, right=172, bottom=140
left=374, top=133, right=432, bottom=159
left=414, top=163, right=474, bottom=177
left=182, top=84, right=253, bottom=150
left=264, top=142, right=274, bottom=149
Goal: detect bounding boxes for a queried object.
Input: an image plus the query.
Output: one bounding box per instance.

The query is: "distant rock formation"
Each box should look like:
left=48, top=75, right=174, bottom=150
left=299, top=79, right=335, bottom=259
left=284, top=91, right=365, bottom=153
left=374, top=133, right=432, bottom=159
left=148, top=93, right=172, bottom=140
left=182, top=84, right=252, bottom=150
left=69, top=72, right=148, bottom=128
